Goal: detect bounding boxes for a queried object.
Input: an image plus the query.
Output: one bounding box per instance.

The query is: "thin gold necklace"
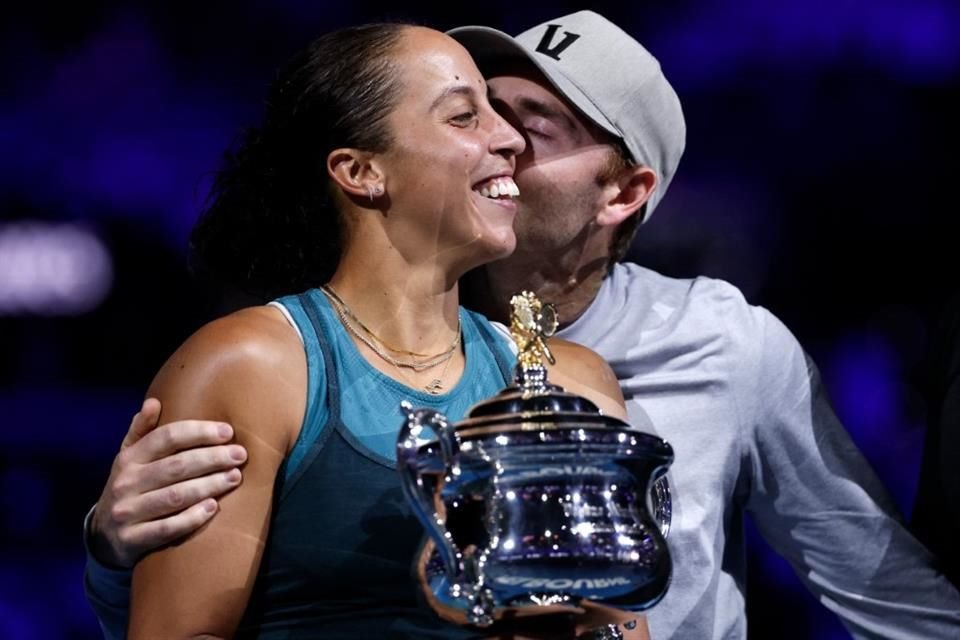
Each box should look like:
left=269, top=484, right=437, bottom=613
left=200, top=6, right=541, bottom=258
left=321, top=288, right=458, bottom=395
left=319, top=285, right=461, bottom=372
left=320, top=284, right=461, bottom=359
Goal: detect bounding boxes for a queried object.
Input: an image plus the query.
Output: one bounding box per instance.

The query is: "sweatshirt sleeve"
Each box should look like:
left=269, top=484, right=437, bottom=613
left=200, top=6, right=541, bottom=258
left=83, top=506, right=132, bottom=640
left=739, top=308, right=960, bottom=639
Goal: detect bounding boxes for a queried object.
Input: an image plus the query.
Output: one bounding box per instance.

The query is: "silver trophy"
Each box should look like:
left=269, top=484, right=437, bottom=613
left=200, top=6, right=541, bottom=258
left=397, top=291, right=674, bottom=627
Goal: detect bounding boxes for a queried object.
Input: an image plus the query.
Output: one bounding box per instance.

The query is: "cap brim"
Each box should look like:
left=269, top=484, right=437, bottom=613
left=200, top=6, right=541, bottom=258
left=447, top=25, right=623, bottom=143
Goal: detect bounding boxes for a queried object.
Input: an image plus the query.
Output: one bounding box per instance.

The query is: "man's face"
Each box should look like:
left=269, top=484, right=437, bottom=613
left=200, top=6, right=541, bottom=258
left=487, top=69, right=618, bottom=256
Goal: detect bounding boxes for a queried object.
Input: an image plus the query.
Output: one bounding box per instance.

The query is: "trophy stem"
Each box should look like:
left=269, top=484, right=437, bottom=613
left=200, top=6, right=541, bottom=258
left=514, top=363, right=547, bottom=394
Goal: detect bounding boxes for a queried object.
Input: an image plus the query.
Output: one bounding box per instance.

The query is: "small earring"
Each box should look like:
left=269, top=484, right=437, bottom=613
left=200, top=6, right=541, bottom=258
left=367, top=185, right=383, bottom=202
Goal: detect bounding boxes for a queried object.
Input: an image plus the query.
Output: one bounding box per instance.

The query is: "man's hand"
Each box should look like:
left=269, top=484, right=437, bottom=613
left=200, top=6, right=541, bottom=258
left=88, top=398, right=247, bottom=568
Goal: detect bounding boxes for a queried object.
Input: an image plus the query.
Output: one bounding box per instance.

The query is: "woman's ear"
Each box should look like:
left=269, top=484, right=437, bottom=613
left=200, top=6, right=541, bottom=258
left=327, top=148, right=385, bottom=200
left=596, top=166, right=657, bottom=227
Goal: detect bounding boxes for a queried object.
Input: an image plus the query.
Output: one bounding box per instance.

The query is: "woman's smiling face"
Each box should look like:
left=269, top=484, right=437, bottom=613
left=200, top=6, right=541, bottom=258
left=374, top=27, right=527, bottom=275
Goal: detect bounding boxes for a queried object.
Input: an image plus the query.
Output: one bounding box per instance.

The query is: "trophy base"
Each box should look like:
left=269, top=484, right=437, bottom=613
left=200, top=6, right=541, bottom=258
left=415, top=538, right=669, bottom=628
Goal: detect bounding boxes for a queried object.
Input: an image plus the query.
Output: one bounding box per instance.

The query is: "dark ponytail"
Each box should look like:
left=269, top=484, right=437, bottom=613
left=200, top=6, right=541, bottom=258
left=189, top=23, right=408, bottom=301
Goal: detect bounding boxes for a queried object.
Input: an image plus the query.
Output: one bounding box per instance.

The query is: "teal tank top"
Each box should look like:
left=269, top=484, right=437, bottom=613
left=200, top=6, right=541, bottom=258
left=236, top=289, right=515, bottom=638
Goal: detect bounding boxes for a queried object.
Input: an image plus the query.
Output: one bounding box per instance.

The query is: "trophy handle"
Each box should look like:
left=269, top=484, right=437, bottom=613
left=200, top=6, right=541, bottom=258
left=397, top=402, right=464, bottom=584
left=649, top=471, right=672, bottom=538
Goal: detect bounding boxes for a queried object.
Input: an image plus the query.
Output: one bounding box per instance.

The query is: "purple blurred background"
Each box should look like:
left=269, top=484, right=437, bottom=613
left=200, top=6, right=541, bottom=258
left=1, top=1, right=957, bottom=638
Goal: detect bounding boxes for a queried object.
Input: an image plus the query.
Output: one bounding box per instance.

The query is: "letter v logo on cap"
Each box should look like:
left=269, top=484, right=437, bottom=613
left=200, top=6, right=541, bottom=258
left=535, top=24, right=580, bottom=61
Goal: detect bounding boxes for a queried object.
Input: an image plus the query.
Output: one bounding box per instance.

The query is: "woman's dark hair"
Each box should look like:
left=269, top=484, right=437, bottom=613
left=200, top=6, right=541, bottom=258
left=189, top=23, right=409, bottom=301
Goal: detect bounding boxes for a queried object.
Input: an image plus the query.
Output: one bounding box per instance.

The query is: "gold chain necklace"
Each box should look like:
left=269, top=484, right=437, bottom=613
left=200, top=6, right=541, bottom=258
left=321, top=288, right=457, bottom=395
left=320, top=284, right=460, bottom=359
left=319, top=285, right=461, bottom=374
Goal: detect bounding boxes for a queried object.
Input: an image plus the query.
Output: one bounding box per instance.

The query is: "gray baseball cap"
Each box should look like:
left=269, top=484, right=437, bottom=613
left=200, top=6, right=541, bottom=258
left=448, top=10, right=686, bottom=221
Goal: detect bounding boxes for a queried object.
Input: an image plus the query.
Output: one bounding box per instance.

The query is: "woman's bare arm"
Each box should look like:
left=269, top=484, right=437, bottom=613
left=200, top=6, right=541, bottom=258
left=128, top=307, right=305, bottom=639
left=546, top=338, right=628, bottom=421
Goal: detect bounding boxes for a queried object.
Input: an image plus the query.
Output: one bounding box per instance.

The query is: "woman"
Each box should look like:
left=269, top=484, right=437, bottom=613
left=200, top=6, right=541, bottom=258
left=128, top=23, right=645, bottom=639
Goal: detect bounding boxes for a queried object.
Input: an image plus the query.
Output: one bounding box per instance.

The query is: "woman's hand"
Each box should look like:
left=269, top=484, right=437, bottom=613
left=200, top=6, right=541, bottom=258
left=478, top=603, right=649, bottom=639
left=572, top=601, right=649, bottom=639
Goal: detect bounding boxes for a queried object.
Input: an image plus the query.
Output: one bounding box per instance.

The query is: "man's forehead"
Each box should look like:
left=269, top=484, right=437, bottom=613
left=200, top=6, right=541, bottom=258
left=483, top=58, right=552, bottom=93
left=485, top=62, right=615, bottom=143
left=485, top=60, right=578, bottom=114
left=478, top=53, right=626, bottom=149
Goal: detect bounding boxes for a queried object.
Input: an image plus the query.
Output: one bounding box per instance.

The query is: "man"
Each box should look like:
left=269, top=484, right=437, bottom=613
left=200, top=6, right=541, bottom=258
left=85, top=11, right=960, bottom=639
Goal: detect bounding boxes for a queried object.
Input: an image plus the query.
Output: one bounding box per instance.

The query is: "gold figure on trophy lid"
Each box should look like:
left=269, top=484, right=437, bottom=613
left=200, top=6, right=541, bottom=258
left=509, top=291, right=559, bottom=372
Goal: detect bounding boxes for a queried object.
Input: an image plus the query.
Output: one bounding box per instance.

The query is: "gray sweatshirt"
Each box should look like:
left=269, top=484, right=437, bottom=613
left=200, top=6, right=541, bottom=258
left=557, top=262, right=960, bottom=639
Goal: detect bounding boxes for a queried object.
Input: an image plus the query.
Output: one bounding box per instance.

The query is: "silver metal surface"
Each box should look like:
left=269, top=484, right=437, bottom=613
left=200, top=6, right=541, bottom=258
left=397, top=382, right=674, bottom=626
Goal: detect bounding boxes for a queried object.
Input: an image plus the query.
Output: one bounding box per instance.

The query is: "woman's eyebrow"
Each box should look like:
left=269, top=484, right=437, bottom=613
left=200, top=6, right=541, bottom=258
left=429, top=84, right=476, bottom=111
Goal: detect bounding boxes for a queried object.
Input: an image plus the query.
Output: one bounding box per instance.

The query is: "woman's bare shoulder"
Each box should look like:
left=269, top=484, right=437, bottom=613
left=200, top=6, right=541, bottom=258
left=546, top=338, right=626, bottom=420
left=146, top=305, right=306, bottom=446
left=168, top=305, right=299, bottom=364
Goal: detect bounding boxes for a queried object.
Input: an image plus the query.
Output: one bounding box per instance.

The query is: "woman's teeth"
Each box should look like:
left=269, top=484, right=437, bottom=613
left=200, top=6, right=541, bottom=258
left=477, top=177, right=520, bottom=199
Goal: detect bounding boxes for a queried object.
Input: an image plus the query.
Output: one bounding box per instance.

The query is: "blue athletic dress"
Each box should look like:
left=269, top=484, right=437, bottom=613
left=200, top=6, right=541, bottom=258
left=235, top=289, right=515, bottom=638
